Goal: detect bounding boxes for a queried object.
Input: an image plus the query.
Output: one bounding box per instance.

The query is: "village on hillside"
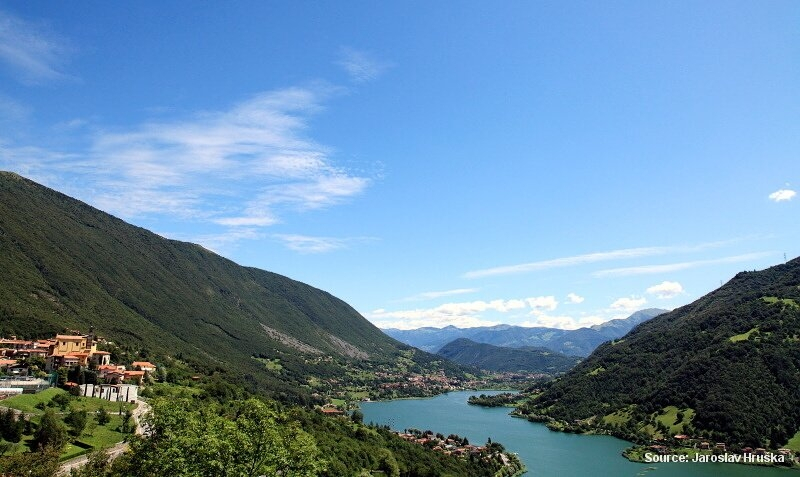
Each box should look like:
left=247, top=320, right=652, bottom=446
left=0, top=330, right=154, bottom=402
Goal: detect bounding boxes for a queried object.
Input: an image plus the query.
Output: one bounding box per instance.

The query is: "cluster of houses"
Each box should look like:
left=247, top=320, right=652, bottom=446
left=394, top=430, right=497, bottom=458
left=647, top=434, right=796, bottom=461
left=375, top=370, right=465, bottom=393
left=0, top=331, right=157, bottom=389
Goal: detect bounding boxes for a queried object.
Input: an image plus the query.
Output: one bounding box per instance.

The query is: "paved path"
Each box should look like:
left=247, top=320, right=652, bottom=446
left=58, top=399, right=151, bottom=475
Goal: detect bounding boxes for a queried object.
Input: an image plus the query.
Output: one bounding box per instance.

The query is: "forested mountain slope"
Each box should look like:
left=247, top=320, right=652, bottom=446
left=523, top=258, right=800, bottom=448
left=0, top=171, right=416, bottom=401
left=437, top=338, right=580, bottom=373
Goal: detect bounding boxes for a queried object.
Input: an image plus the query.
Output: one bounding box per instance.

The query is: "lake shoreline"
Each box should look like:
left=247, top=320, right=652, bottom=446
left=363, top=390, right=792, bottom=477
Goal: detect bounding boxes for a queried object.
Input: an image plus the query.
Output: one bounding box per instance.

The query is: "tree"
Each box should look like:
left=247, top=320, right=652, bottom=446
left=120, top=409, right=133, bottom=433
left=125, top=397, right=324, bottom=477
left=96, top=406, right=110, bottom=426
left=65, top=408, right=88, bottom=437
left=377, top=449, right=400, bottom=477
left=51, top=392, right=71, bottom=411
left=0, top=448, right=60, bottom=477
left=69, top=448, right=110, bottom=477
left=351, top=409, right=364, bottom=424
left=34, top=409, right=68, bottom=452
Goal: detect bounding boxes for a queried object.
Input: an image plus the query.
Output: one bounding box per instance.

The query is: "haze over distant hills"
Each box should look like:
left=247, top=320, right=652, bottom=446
left=383, top=308, right=667, bottom=357
left=437, top=338, right=581, bottom=374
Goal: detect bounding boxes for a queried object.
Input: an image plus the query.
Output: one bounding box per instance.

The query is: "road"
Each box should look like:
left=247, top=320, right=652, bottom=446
left=58, top=398, right=151, bottom=475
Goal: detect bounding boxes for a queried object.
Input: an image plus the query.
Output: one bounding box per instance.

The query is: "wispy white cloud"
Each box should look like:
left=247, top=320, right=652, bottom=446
left=337, top=47, right=391, bottom=83
left=370, top=313, right=499, bottom=330
left=646, top=281, right=684, bottom=299
left=402, top=288, right=479, bottom=302
left=3, top=86, right=373, bottom=251
left=520, top=314, right=607, bottom=330
left=593, top=252, right=774, bottom=278
left=193, top=228, right=265, bottom=254
left=610, top=296, right=647, bottom=312
left=0, top=10, right=73, bottom=84
left=368, top=296, right=555, bottom=329
left=0, top=94, right=31, bottom=124
left=566, top=292, right=585, bottom=304
left=273, top=234, right=375, bottom=254
left=371, top=292, right=658, bottom=330
left=526, top=296, right=558, bottom=314
left=769, top=189, right=796, bottom=202
left=463, top=240, right=739, bottom=279
left=52, top=118, right=88, bottom=131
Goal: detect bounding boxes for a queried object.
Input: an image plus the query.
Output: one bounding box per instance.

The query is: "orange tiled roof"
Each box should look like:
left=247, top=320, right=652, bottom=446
left=55, top=335, right=86, bottom=340
left=132, top=361, right=155, bottom=368
left=0, top=339, right=33, bottom=345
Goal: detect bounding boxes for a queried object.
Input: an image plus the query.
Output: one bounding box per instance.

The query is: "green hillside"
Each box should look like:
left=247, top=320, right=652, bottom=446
left=0, top=171, right=423, bottom=401
left=437, top=338, right=580, bottom=374
left=521, top=258, right=800, bottom=448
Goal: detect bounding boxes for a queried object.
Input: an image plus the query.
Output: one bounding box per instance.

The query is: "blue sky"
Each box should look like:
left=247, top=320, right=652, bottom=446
left=1, top=2, right=798, bottom=330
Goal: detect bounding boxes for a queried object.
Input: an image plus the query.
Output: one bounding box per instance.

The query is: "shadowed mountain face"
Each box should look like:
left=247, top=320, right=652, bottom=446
left=384, top=308, right=667, bottom=357
left=437, top=338, right=581, bottom=373
left=526, top=258, right=800, bottom=448
left=0, top=171, right=413, bottom=401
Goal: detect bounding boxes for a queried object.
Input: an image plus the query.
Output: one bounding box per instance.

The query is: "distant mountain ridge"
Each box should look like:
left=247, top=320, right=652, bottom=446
left=437, top=338, right=580, bottom=373
left=383, top=308, right=667, bottom=357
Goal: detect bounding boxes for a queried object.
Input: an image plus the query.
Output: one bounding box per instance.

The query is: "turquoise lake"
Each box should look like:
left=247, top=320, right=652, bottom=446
left=360, top=391, right=793, bottom=476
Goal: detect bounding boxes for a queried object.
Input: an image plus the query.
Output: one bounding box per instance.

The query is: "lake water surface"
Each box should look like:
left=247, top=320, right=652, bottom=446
left=360, top=391, right=792, bottom=476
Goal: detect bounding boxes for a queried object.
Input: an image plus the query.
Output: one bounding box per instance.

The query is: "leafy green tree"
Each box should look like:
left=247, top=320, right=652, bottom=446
left=125, top=397, right=324, bottom=476
left=96, top=406, right=110, bottom=426
left=65, top=408, right=88, bottom=437
left=50, top=392, right=71, bottom=411
left=69, top=448, right=110, bottom=477
left=0, top=408, right=12, bottom=441
left=0, top=448, right=60, bottom=477
left=120, top=409, right=133, bottom=434
left=351, top=409, right=364, bottom=424
left=34, top=409, right=68, bottom=452
left=376, top=449, right=400, bottom=477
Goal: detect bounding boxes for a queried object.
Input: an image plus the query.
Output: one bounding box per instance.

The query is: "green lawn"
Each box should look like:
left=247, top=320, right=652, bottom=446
left=0, top=413, right=130, bottom=462
left=76, top=415, right=129, bottom=449
left=1, top=387, right=65, bottom=414
left=654, top=406, right=694, bottom=435
left=786, top=429, right=800, bottom=452
left=602, top=407, right=632, bottom=426
left=253, top=356, right=283, bottom=372
left=2, top=388, right=136, bottom=417
left=71, top=397, right=135, bottom=414
left=60, top=443, right=93, bottom=461
left=762, top=296, right=800, bottom=308
left=730, top=327, right=758, bottom=342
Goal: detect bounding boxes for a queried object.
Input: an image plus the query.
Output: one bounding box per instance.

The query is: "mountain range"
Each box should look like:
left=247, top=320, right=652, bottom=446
left=383, top=308, right=667, bottom=357
left=437, top=338, right=581, bottom=373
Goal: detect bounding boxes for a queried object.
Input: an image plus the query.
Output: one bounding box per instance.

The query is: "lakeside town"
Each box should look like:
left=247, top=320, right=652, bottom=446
left=0, top=330, right=527, bottom=476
